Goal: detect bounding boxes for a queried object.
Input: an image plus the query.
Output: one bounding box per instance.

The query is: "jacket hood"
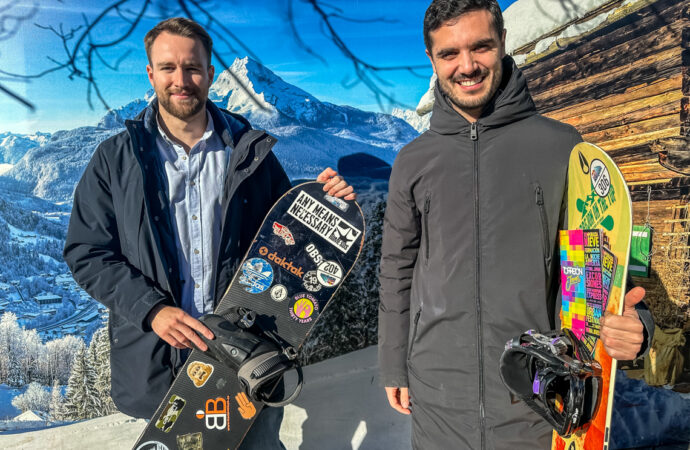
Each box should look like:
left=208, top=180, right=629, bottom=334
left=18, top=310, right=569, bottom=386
left=429, top=55, right=537, bottom=135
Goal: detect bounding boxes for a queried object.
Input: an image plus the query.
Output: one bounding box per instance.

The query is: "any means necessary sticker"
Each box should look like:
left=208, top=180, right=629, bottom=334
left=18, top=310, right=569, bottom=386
left=288, top=190, right=361, bottom=254
left=239, top=258, right=274, bottom=293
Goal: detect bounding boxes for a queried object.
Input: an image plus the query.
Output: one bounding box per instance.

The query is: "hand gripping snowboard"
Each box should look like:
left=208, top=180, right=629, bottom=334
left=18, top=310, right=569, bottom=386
left=552, top=143, right=632, bottom=450
left=134, top=182, right=364, bottom=450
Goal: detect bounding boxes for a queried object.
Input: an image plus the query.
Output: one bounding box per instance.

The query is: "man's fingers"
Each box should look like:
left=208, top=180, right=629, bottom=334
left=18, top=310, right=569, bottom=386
left=624, top=286, right=645, bottom=309
left=601, top=335, right=641, bottom=360
left=316, top=167, right=337, bottom=182
left=330, top=183, right=353, bottom=198
left=385, top=387, right=411, bottom=415
left=600, top=318, right=643, bottom=343
left=344, top=192, right=356, bottom=201
left=400, top=387, right=410, bottom=409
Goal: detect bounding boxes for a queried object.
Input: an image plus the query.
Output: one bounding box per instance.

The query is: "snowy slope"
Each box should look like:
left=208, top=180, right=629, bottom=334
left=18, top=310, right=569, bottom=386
left=0, top=132, right=50, bottom=165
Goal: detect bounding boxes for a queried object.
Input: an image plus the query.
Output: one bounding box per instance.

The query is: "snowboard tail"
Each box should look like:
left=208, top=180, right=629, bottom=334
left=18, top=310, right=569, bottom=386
left=134, top=182, right=365, bottom=450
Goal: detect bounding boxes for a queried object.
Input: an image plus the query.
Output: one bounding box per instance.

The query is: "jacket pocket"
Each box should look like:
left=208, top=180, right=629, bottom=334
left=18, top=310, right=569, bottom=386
left=534, top=183, right=551, bottom=268
left=407, top=307, right=422, bottom=360
left=423, top=192, right=431, bottom=264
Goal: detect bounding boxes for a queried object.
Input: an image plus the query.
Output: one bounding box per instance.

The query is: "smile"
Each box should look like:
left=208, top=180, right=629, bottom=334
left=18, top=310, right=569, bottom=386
left=457, top=76, right=484, bottom=88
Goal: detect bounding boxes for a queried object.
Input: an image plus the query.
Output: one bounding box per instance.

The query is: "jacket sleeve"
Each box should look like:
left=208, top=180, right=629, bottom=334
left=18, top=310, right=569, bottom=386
left=63, top=144, right=172, bottom=332
left=378, top=158, right=420, bottom=388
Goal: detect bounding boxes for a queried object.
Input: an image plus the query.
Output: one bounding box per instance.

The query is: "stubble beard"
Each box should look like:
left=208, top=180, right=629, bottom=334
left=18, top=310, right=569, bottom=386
left=157, top=87, right=206, bottom=121
left=440, top=64, right=503, bottom=116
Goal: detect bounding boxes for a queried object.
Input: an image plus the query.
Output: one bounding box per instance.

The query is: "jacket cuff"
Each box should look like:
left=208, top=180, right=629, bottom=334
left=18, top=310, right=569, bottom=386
left=130, top=289, right=173, bottom=333
left=635, top=300, right=655, bottom=358
left=378, top=342, right=409, bottom=388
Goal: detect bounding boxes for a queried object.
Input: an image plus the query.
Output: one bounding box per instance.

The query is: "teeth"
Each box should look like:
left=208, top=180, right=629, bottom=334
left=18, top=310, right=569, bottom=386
left=460, top=79, right=481, bottom=86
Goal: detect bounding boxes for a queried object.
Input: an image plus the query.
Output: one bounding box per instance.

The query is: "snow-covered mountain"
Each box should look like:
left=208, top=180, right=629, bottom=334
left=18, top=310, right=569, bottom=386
left=391, top=107, right=429, bottom=134
left=2, top=57, right=417, bottom=203
left=0, top=132, right=51, bottom=165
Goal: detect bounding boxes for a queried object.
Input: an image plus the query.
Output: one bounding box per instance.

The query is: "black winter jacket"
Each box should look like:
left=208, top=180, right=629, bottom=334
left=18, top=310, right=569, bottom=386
left=64, top=100, right=290, bottom=418
left=379, top=57, right=586, bottom=449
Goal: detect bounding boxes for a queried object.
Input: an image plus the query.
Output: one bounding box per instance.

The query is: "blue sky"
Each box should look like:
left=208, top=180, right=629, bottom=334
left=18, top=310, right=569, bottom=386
left=0, top=0, right=517, bottom=133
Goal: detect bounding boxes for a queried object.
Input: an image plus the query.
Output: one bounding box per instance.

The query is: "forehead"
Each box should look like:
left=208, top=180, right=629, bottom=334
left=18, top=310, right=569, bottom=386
left=149, top=31, right=207, bottom=64
left=429, top=9, right=499, bottom=51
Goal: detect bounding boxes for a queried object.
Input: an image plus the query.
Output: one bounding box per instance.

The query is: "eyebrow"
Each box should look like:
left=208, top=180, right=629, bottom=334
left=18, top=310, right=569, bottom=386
left=435, top=38, right=497, bottom=57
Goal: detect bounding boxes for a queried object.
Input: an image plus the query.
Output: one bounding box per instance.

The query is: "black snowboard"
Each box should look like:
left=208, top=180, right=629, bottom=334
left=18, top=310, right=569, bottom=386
left=133, top=181, right=364, bottom=450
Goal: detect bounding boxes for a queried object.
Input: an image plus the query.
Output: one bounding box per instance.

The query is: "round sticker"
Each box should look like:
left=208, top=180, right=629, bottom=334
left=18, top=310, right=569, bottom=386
left=137, top=442, right=169, bottom=450
left=317, top=260, right=343, bottom=287
left=590, top=159, right=611, bottom=198
left=270, top=284, right=288, bottom=302
left=289, top=293, right=320, bottom=324
left=303, top=270, right=322, bottom=292
left=239, top=258, right=274, bottom=294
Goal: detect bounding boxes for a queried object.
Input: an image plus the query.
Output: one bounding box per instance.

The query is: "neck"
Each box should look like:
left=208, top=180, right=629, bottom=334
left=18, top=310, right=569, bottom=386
left=157, top=106, right=208, bottom=153
left=452, top=103, right=482, bottom=123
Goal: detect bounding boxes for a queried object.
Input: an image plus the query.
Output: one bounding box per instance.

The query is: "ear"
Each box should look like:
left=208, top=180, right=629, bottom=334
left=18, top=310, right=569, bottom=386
left=208, top=64, right=215, bottom=82
left=425, top=49, right=436, bottom=74
left=146, top=64, right=154, bottom=87
left=500, top=28, right=507, bottom=58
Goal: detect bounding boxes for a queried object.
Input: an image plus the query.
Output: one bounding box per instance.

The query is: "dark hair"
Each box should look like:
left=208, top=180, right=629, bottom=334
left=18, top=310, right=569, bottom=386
left=424, top=0, right=504, bottom=52
left=144, top=17, right=213, bottom=66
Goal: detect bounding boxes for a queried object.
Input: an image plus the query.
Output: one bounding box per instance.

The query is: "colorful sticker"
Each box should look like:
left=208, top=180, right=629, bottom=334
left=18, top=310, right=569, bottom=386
left=239, top=258, right=274, bottom=293
left=270, top=284, right=288, bottom=302
left=288, top=190, right=361, bottom=253
left=187, top=361, right=214, bottom=388
left=196, top=396, right=230, bottom=431
left=155, top=395, right=186, bottom=433
left=590, top=159, right=611, bottom=197
left=136, top=442, right=170, bottom=450
left=289, top=293, right=320, bottom=324
left=235, top=392, right=257, bottom=420
left=176, top=432, right=203, bottom=450
left=317, top=260, right=343, bottom=287
left=259, top=246, right=304, bottom=278
left=324, top=193, right=349, bottom=212
left=303, top=270, right=322, bottom=292
left=272, top=222, right=295, bottom=245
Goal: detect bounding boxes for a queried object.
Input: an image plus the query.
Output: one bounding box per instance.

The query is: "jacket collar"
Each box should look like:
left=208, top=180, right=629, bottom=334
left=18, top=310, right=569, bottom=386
left=429, top=55, right=537, bottom=135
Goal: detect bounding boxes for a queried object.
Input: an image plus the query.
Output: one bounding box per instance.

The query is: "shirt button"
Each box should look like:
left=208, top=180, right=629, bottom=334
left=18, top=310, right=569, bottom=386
left=182, top=155, right=188, bottom=160
left=192, top=215, right=198, bottom=220
left=190, top=181, right=196, bottom=186
left=153, top=216, right=159, bottom=221
left=195, top=283, right=200, bottom=289
left=194, top=249, right=200, bottom=254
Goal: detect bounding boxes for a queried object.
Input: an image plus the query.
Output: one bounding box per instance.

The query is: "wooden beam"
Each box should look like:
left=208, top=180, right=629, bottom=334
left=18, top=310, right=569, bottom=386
left=582, top=114, right=679, bottom=143
left=595, top=126, right=682, bottom=151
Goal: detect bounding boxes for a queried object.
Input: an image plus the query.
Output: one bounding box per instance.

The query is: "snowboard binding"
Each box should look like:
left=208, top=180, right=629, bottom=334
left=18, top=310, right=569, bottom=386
left=499, top=328, right=602, bottom=437
left=196, top=309, right=304, bottom=407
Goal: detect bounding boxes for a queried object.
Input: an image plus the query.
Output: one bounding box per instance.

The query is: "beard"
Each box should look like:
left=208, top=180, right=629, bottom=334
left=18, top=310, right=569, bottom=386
left=156, top=86, right=206, bottom=120
left=439, top=63, right=503, bottom=114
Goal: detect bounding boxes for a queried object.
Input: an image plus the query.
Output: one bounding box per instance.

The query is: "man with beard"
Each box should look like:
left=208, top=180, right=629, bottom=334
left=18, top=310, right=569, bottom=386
left=64, top=18, right=354, bottom=449
left=377, top=1, right=654, bottom=448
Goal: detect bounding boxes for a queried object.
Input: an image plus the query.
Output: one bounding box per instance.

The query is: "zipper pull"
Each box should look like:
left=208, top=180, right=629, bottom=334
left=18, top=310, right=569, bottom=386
left=535, top=185, right=544, bottom=205
left=470, top=122, right=478, bottom=141
left=424, top=195, right=430, bottom=214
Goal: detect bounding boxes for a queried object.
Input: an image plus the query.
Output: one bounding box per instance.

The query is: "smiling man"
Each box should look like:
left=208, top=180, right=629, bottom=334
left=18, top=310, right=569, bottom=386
left=64, top=17, right=353, bottom=449
left=377, top=1, right=654, bottom=449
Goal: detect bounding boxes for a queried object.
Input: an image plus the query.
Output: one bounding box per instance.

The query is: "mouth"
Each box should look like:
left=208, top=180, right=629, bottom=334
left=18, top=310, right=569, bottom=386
left=455, top=75, right=486, bottom=90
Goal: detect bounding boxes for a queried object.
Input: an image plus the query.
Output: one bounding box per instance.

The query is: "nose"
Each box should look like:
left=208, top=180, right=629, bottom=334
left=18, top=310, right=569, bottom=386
left=457, top=51, right=478, bottom=76
left=172, top=67, right=187, bottom=87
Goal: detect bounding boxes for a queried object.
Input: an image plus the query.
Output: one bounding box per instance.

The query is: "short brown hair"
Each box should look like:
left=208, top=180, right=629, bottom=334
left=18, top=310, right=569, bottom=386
left=424, top=0, right=504, bottom=52
left=144, top=17, right=213, bottom=66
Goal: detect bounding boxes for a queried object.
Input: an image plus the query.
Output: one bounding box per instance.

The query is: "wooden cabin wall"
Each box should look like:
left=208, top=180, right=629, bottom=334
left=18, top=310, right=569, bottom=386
left=518, top=0, right=690, bottom=329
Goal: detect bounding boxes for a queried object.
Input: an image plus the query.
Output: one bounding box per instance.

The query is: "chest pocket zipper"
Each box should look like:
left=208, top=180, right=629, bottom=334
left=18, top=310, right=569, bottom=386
left=423, top=193, right=431, bottom=263
left=535, top=184, right=552, bottom=268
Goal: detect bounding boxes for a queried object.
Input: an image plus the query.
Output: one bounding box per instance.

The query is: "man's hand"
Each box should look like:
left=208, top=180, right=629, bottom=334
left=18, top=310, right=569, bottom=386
left=148, top=305, right=214, bottom=351
left=599, top=286, right=645, bottom=360
left=317, top=167, right=356, bottom=200
left=385, top=386, right=411, bottom=415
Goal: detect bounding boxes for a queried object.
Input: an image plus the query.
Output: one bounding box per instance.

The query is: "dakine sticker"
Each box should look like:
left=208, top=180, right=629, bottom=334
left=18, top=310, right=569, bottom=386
left=288, top=190, right=361, bottom=253
left=289, top=293, right=320, bottom=324
left=270, top=284, right=288, bottom=302
left=259, top=246, right=304, bottom=278
left=317, top=260, right=343, bottom=287
left=324, top=193, right=349, bottom=212
left=303, top=270, right=322, bottom=292
left=176, top=432, right=203, bottom=450
left=239, top=258, right=273, bottom=293
left=187, top=361, right=214, bottom=388
left=155, top=395, right=186, bottom=433
left=196, top=396, right=230, bottom=431
left=272, top=221, right=295, bottom=245
left=590, top=159, right=611, bottom=197
left=136, top=442, right=170, bottom=450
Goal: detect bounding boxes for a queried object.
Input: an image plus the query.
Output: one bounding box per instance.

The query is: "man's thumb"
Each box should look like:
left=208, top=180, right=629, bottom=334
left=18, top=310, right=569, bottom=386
left=624, top=286, right=645, bottom=310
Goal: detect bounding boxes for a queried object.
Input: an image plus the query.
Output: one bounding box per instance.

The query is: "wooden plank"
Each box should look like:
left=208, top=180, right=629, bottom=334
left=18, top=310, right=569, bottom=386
left=532, top=48, right=684, bottom=112
left=596, top=127, right=681, bottom=151
left=545, top=75, right=682, bottom=122
left=582, top=114, right=679, bottom=143
left=525, top=18, right=686, bottom=95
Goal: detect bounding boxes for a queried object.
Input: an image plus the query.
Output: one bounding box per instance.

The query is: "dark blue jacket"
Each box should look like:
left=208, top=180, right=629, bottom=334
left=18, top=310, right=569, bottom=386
left=64, top=100, right=291, bottom=418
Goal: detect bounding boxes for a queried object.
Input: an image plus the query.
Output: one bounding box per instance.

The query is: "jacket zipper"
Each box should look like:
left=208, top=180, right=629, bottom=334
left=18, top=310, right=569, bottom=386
left=471, top=121, right=486, bottom=450
left=535, top=184, right=552, bottom=268
left=423, top=193, right=431, bottom=263
left=407, top=308, right=422, bottom=360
